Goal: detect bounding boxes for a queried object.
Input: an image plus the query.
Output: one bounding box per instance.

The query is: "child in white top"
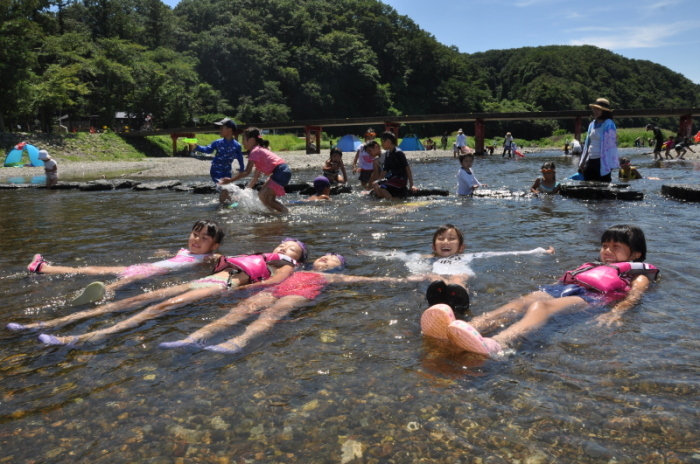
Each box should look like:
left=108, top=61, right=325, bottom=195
left=457, top=154, right=486, bottom=195
left=38, top=150, right=58, bottom=188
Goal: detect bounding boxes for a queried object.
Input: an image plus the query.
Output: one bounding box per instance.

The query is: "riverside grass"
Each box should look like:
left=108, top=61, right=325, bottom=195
left=2, top=126, right=684, bottom=164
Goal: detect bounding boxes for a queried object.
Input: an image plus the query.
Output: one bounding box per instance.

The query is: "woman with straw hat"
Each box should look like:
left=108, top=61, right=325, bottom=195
left=578, top=98, right=618, bottom=182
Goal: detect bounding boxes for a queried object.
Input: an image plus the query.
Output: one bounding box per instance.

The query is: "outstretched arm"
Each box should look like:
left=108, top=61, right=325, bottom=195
left=597, top=274, right=651, bottom=327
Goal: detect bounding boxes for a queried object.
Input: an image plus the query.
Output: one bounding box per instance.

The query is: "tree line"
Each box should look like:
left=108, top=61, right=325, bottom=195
left=2, top=0, right=698, bottom=137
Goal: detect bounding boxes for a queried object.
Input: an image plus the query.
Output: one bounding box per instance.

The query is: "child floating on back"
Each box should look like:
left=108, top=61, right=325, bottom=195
left=421, top=224, right=658, bottom=357
left=26, top=220, right=224, bottom=305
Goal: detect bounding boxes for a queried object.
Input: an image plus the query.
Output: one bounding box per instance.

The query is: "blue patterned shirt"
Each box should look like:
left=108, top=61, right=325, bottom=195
left=195, top=138, right=244, bottom=183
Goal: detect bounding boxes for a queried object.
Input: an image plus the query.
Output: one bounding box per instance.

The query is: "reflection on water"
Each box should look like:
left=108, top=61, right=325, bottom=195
left=6, top=175, right=46, bottom=184
left=1, top=149, right=699, bottom=462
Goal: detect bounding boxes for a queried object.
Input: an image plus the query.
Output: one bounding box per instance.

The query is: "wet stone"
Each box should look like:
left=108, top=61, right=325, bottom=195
left=582, top=440, right=614, bottom=459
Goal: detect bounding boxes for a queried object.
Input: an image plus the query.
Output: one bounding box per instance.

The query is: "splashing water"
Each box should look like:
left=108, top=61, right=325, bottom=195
left=220, top=183, right=270, bottom=213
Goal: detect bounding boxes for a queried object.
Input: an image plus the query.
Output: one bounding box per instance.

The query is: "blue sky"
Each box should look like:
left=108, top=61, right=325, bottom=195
left=162, top=0, right=700, bottom=85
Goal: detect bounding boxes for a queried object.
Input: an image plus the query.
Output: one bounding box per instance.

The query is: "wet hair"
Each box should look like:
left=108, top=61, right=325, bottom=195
left=541, top=162, right=557, bottom=181
left=619, top=157, right=631, bottom=166
left=600, top=224, right=647, bottom=262
left=282, top=237, right=308, bottom=263
left=363, top=140, right=379, bottom=151
left=243, top=127, right=264, bottom=146
left=192, top=220, right=225, bottom=244
left=432, top=224, right=464, bottom=248
left=381, top=131, right=397, bottom=146
left=260, top=139, right=270, bottom=149
left=329, top=147, right=342, bottom=158
left=458, top=153, right=474, bottom=164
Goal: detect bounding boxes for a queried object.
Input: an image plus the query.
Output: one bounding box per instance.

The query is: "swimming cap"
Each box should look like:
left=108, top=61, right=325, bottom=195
left=282, top=237, right=308, bottom=263
left=313, top=176, right=331, bottom=194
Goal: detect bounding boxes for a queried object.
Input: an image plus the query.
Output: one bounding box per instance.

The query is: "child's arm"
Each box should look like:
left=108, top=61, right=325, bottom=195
left=531, top=178, right=541, bottom=193
left=221, top=159, right=254, bottom=183
left=247, top=167, right=262, bottom=189
left=352, top=150, right=361, bottom=172
left=406, top=165, right=417, bottom=191
left=597, top=274, right=651, bottom=326
left=339, top=160, right=348, bottom=182
left=323, top=274, right=430, bottom=284
left=323, top=159, right=333, bottom=170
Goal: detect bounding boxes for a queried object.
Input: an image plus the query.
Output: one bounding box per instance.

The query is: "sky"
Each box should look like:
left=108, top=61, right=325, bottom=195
left=161, top=0, right=700, bottom=85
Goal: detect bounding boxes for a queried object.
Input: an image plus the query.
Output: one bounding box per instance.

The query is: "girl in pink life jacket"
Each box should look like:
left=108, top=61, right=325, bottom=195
left=420, top=225, right=658, bottom=357
left=160, top=253, right=429, bottom=353
left=29, top=239, right=307, bottom=346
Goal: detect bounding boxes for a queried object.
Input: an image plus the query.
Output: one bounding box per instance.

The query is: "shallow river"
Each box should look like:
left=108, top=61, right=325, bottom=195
left=1, top=149, right=699, bottom=463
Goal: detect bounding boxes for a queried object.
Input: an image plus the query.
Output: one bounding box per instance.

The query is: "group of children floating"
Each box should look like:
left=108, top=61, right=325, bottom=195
left=11, top=221, right=658, bottom=359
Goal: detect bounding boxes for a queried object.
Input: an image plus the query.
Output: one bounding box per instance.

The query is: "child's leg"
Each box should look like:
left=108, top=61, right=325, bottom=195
left=372, top=184, right=393, bottom=199
left=160, top=292, right=277, bottom=348
left=9, top=283, right=191, bottom=331
left=39, top=285, right=226, bottom=345
left=258, top=186, right=287, bottom=214
left=490, top=295, right=587, bottom=348
left=27, top=254, right=126, bottom=275
left=206, top=295, right=309, bottom=353
left=469, top=291, right=551, bottom=334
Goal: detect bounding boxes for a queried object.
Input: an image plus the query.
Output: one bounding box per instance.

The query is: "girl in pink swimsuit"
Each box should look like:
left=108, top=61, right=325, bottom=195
left=26, top=220, right=225, bottom=302
left=219, top=127, right=292, bottom=214
left=26, top=239, right=307, bottom=346
left=160, top=254, right=429, bottom=354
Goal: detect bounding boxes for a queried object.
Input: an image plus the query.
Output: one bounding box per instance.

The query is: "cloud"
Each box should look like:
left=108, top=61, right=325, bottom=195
left=570, top=21, right=700, bottom=49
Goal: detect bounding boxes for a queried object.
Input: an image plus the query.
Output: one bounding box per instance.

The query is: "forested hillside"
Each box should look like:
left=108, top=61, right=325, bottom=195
left=2, top=0, right=699, bottom=137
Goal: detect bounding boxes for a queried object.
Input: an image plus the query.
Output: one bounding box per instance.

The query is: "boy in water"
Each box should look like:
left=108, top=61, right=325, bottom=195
left=372, top=131, right=418, bottom=199
left=193, top=118, right=244, bottom=203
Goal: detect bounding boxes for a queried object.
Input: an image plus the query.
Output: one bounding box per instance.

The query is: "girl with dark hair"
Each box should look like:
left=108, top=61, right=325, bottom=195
left=531, top=162, right=560, bottom=194
left=579, top=98, right=618, bottom=181
left=221, top=127, right=292, bottom=213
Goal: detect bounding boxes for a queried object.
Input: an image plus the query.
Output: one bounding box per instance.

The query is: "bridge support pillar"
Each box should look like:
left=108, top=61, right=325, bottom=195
left=680, top=114, right=693, bottom=137
left=170, top=133, right=196, bottom=156
left=474, top=118, right=485, bottom=155
left=305, top=126, right=322, bottom=154
left=574, top=116, right=582, bottom=141
left=384, top=122, right=400, bottom=138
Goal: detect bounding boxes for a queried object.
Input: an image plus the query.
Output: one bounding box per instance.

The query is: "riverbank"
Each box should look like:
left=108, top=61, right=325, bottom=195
left=0, top=147, right=545, bottom=182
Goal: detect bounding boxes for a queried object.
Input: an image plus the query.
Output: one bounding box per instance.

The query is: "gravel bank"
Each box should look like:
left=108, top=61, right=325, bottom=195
left=2, top=148, right=544, bottom=182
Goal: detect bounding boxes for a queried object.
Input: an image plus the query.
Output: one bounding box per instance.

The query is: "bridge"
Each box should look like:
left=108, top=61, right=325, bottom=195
left=120, top=107, right=700, bottom=156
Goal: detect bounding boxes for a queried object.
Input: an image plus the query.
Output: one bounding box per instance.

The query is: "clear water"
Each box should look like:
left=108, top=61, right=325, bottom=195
left=1, top=148, right=699, bottom=463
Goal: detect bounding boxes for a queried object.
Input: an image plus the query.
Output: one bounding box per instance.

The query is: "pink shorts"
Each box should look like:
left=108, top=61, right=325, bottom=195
left=264, top=178, right=286, bottom=197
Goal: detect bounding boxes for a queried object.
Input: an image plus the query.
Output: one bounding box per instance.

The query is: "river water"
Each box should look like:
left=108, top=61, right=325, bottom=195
left=1, top=148, right=699, bottom=463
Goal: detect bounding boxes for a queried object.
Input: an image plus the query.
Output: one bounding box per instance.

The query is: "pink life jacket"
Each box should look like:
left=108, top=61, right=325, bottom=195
left=562, top=261, right=659, bottom=294
left=212, top=253, right=297, bottom=283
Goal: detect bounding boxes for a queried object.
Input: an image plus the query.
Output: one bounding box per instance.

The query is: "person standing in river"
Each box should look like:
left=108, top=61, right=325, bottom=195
left=646, top=124, right=665, bottom=161
left=579, top=98, right=618, bottom=182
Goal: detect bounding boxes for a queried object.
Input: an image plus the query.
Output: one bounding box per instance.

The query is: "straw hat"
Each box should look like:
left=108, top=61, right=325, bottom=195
left=589, top=98, right=613, bottom=112
left=457, top=129, right=463, bottom=134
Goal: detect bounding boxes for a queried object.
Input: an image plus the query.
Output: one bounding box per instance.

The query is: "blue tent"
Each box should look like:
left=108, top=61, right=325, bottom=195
left=4, top=143, right=43, bottom=167
left=336, top=134, right=362, bottom=153
left=398, top=135, right=425, bottom=151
